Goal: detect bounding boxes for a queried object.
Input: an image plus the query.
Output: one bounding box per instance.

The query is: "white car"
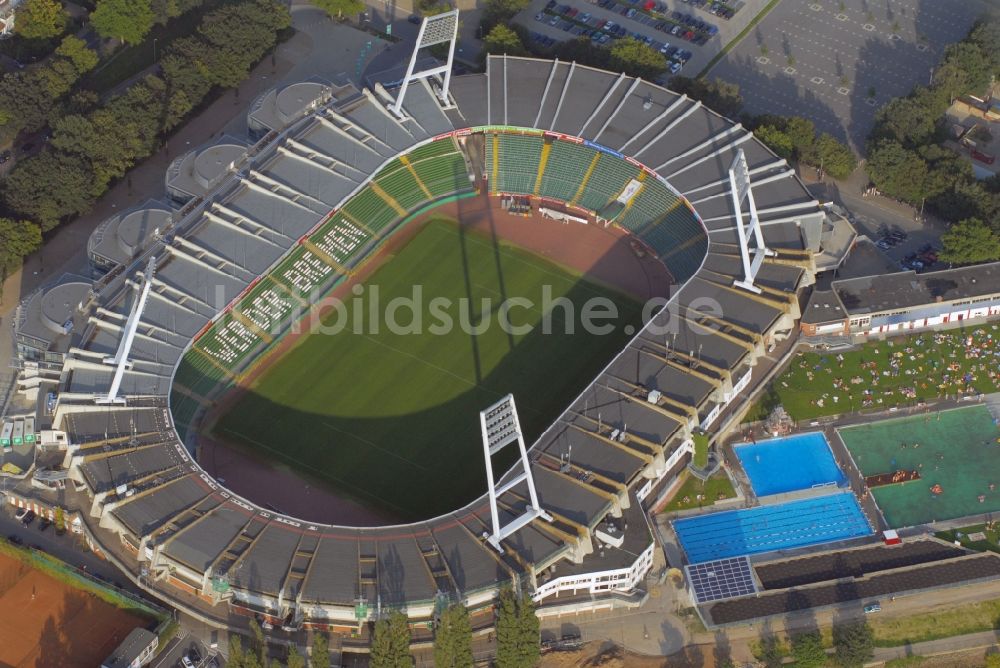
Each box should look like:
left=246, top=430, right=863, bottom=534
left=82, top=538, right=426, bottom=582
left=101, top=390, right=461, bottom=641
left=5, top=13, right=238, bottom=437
left=669, top=61, right=682, bottom=74
left=14, top=507, right=28, bottom=521
left=863, top=603, right=881, bottom=614
left=181, top=657, right=195, bottom=668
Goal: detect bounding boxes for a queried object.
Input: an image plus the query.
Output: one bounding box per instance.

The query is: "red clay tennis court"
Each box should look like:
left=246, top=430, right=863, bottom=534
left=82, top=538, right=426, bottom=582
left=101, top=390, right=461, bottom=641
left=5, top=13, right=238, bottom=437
left=0, top=551, right=151, bottom=667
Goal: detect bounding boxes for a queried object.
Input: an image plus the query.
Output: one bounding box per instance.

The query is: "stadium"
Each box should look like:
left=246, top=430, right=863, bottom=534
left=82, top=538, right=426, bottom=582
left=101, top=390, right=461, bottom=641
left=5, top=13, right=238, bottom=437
left=11, top=15, right=826, bottom=636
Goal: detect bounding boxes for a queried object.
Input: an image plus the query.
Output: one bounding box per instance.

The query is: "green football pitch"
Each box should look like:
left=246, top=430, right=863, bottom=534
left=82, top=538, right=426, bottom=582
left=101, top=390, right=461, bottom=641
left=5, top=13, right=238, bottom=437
left=213, top=219, right=644, bottom=521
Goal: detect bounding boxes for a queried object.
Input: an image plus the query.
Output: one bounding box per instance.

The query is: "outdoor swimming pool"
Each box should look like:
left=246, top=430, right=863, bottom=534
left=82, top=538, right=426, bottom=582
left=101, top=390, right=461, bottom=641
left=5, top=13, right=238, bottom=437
left=736, top=432, right=847, bottom=497
left=673, top=492, right=872, bottom=563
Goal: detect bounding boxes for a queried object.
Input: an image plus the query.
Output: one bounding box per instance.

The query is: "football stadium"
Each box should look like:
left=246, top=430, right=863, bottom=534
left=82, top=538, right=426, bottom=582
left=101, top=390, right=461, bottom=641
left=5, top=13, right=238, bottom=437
left=12, top=22, right=831, bottom=632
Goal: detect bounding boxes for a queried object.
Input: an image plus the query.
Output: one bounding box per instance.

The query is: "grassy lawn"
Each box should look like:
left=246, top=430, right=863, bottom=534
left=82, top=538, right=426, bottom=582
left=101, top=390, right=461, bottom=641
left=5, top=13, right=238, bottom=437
left=214, top=219, right=643, bottom=521
left=662, top=470, right=736, bottom=512
left=869, top=598, right=1000, bottom=647
left=753, top=325, right=1000, bottom=421
left=936, top=522, right=1000, bottom=554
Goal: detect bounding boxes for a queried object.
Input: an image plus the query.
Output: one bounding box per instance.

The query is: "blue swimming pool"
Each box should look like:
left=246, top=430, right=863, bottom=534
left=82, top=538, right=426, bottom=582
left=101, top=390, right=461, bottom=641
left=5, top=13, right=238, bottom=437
left=674, top=492, right=872, bottom=563
left=736, top=432, right=846, bottom=497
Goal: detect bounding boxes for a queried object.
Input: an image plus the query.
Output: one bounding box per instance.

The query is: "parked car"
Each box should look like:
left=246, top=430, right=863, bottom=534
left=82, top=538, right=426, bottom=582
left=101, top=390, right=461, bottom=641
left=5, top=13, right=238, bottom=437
left=863, top=603, right=881, bottom=614
left=38, top=518, right=51, bottom=532
left=21, top=510, right=36, bottom=527
left=669, top=61, right=682, bottom=74
left=407, top=14, right=421, bottom=24
left=14, top=507, right=29, bottom=522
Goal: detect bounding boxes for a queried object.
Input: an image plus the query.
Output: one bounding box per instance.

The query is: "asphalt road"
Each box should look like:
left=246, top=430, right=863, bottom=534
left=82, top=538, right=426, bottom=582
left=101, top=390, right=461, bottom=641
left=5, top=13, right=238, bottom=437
left=709, top=0, right=991, bottom=149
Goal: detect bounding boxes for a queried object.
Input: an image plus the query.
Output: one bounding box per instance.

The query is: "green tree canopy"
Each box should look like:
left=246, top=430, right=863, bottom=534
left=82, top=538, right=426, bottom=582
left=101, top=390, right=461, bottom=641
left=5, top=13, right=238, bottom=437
left=312, top=632, right=330, bottom=668
left=14, top=0, right=66, bottom=39
left=832, top=620, right=874, bottom=668
left=940, top=217, right=1000, bottom=265
left=790, top=630, right=826, bottom=668
left=483, top=24, right=527, bottom=57
left=671, top=76, right=743, bottom=118
left=0, top=218, right=43, bottom=274
left=91, top=0, right=156, bottom=45
left=434, top=604, right=473, bottom=668
left=495, top=587, right=540, bottom=668
left=311, top=0, right=364, bottom=19
left=55, top=35, right=100, bottom=74
left=812, top=132, right=857, bottom=179
left=754, top=124, right=794, bottom=160
left=2, top=151, right=97, bottom=229
left=866, top=139, right=930, bottom=205
left=608, top=37, right=667, bottom=81
left=370, top=611, right=411, bottom=668
left=286, top=644, right=305, bottom=668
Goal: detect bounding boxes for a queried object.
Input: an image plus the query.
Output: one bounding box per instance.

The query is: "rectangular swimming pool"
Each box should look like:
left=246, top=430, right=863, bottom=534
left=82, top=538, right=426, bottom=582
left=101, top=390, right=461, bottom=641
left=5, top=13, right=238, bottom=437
left=673, top=492, right=872, bottom=563
left=736, top=432, right=846, bottom=497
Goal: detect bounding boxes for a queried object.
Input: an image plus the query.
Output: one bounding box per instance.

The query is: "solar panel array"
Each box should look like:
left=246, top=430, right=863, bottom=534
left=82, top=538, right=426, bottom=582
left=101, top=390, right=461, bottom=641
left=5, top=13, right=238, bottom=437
left=686, top=556, right=757, bottom=604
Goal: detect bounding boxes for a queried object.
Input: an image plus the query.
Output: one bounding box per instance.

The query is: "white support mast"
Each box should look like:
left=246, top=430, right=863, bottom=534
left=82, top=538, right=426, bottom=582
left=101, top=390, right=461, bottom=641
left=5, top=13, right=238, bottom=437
left=479, top=394, right=552, bottom=553
left=390, top=9, right=460, bottom=117
left=728, top=149, right=776, bottom=294
left=98, top=257, right=156, bottom=405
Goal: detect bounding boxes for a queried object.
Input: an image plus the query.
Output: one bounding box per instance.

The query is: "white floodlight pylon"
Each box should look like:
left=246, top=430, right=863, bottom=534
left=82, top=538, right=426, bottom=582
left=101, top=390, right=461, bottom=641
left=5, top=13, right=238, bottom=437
left=479, top=394, right=552, bottom=553
left=390, top=9, right=460, bottom=117
left=97, top=256, right=156, bottom=405
left=728, top=148, right=776, bottom=294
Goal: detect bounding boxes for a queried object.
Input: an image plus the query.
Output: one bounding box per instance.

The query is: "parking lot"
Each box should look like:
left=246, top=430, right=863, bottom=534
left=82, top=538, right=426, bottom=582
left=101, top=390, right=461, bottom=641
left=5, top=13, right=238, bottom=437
left=516, top=0, right=771, bottom=78
left=151, top=633, right=219, bottom=668
left=709, top=0, right=990, bottom=148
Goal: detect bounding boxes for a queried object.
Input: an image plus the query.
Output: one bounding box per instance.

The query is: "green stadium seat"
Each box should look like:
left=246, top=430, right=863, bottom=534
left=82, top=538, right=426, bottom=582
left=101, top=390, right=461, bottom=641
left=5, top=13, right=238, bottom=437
left=538, top=141, right=592, bottom=203
left=493, top=134, right=542, bottom=195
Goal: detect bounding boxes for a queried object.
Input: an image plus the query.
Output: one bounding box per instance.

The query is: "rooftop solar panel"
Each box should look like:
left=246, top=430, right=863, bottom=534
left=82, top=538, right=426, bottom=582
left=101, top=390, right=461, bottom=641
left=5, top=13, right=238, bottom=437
left=686, top=556, right=757, bottom=604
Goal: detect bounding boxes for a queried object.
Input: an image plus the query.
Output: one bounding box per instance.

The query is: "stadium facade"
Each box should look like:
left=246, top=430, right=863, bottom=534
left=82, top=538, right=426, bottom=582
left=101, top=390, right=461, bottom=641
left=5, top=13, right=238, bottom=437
left=9, top=56, right=824, bottom=630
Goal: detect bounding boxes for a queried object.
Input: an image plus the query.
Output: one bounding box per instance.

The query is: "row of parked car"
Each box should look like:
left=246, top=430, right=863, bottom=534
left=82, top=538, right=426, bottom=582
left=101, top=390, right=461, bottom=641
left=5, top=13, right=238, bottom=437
left=592, top=0, right=719, bottom=43
left=680, top=0, right=741, bottom=20
left=535, top=0, right=694, bottom=72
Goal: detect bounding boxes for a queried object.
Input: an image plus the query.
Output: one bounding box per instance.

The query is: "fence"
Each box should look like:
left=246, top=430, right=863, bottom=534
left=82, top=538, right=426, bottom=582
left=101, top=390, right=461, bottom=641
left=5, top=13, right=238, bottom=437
left=0, top=538, right=169, bottom=623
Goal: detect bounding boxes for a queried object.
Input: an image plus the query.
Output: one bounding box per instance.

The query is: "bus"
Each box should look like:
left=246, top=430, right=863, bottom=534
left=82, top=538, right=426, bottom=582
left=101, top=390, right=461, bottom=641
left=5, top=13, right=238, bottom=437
left=24, top=416, right=35, bottom=444
left=0, top=422, right=11, bottom=451
left=11, top=420, right=23, bottom=447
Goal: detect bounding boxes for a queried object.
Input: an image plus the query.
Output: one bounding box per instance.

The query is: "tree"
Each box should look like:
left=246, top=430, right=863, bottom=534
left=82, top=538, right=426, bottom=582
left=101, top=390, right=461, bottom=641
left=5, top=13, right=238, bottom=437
left=866, top=139, right=930, bottom=205
left=0, top=218, right=42, bottom=273
left=2, top=151, right=97, bottom=229
left=370, top=611, right=410, bottom=668
left=91, top=0, right=156, bottom=45
left=671, top=76, right=742, bottom=118
left=434, top=604, right=473, bottom=668
left=249, top=619, right=267, bottom=667
left=55, top=36, right=100, bottom=74
left=483, top=24, right=527, bottom=57
left=483, top=0, right=531, bottom=28
left=790, top=630, right=826, bottom=668
left=312, top=632, right=330, bottom=667
left=286, top=644, right=305, bottom=668
left=754, top=124, right=794, bottom=160
left=495, top=587, right=540, bottom=668
left=311, top=0, right=363, bottom=20
left=939, top=218, right=1000, bottom=265
left=608, top=38, right=666, bottom=81
left=53, top=506, right=65, bottom=533
left=783, top=116, right=816, bottom=160
left=14, top=0, right=66, bottom=39
left=832, top=620, right=874, bottom=668
left=228, top=634, right=247, bottom=668
left=812, top=132, right=856, bottom=179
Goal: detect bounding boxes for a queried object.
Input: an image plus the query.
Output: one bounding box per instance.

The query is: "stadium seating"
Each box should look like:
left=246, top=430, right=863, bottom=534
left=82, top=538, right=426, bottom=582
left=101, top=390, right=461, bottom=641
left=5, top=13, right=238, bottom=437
left=342, top=187, right=400, bottom=235
left=411, top=153, right=470, bottom=198
left=376, top=163, right=427, bottom=212
left=407, top=138, right=460, bottom=163
left=576, top=154, right=640, bottom=212
left=494, top=133, right=543, bottom=195
left=538, top=140, right=593, bottom=203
